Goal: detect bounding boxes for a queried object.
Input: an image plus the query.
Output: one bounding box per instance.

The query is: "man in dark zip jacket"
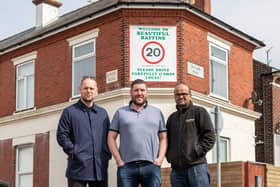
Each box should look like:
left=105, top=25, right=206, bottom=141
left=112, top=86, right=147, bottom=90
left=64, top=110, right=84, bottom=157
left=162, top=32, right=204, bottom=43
left=166, top=83, right=216, bottom=187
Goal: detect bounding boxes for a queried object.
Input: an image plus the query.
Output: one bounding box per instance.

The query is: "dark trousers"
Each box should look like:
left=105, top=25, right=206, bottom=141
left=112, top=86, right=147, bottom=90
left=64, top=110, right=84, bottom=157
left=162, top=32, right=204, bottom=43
left=68, top=178, right=108, bottom=187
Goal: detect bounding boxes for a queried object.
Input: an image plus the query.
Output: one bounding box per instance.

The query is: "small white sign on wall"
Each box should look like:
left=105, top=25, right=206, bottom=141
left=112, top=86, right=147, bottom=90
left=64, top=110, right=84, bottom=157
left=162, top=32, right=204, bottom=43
left=187, top=62, right=204, bottom=78
left=106, top=69, right=118, bottom=84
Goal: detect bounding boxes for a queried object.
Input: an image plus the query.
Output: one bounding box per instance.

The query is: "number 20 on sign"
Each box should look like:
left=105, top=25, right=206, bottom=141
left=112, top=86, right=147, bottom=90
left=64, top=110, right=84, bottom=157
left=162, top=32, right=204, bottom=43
left=141, top=41, right=165, bottom=64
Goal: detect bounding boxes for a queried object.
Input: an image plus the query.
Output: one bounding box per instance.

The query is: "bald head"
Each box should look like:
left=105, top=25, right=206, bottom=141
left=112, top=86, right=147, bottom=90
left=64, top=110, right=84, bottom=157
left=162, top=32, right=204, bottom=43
left=174, top=83, right=191, bottom=94
left=174, top=83, right=192, bottom=109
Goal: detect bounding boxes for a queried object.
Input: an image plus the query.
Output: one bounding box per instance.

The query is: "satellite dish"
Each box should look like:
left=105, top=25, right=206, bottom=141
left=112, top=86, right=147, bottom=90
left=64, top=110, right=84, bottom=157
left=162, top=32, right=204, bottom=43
left=251, top=91, right=258, bottom=103
left=250, top=91, right=263, bottom=106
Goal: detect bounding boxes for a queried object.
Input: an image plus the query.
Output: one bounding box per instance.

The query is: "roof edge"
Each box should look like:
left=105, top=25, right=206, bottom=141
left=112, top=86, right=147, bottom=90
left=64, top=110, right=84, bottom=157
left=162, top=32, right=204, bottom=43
left=0, top=0, right=265, bottom=55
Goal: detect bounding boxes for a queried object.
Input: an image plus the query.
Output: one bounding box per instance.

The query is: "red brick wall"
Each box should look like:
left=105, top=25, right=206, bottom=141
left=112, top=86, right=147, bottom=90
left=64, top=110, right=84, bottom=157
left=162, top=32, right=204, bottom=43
left=253, top=60, right=273, bottom=164
left=0, top=132, right=49, bottom=187
left=0, top=139, right=15, bottom=187
left=121, top=9, right=183, bottom=88
left=34, top=132, right=49, bottom=187
left=0, top=60, right=16, bottom=116
left=263, top=76, right=274, bottom=164
left=244, top=162, right=265, bottom=187
left=194, top=0, right=211, bottom=14
left=272, top=81, right=280, bottom=134
left=182, top=19, right=210, bottom=94
left=97, top=14, right=124, bottom=92
left=35, top=40, right=72, bottom=108
left=0, top=8, right=256, bottom=117
left=229, top=45, right=254, bottom=110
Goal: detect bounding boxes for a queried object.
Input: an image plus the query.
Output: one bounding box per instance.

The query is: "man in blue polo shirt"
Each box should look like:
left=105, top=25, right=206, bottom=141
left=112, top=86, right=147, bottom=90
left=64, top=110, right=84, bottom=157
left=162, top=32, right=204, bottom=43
left=108, top=79, right=167, bottom=187
left=57, top=76, right=111, bottom=187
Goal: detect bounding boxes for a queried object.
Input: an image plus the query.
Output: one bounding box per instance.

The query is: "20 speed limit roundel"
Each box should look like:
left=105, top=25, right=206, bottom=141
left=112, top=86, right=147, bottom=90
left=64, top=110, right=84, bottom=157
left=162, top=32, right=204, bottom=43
left=141, top=41, right=165, bottom=64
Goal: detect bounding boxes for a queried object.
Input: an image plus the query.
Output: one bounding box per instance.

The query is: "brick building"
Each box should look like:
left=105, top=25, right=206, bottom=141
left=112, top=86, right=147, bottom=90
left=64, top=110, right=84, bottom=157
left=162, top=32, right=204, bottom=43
left=0, top=0, right=265, bottom=186
left=253, top=60, right=280, bottom=166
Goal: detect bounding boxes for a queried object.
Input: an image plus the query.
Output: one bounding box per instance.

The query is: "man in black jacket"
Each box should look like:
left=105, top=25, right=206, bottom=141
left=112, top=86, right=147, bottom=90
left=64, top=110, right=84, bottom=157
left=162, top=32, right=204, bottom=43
left=166, top=83, right=216, bottom=187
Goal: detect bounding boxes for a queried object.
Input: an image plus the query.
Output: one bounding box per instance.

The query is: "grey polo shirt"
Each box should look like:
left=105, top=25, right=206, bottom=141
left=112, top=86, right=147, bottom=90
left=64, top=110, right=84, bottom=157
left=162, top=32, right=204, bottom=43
left=109, top=103, right=166, bottom=163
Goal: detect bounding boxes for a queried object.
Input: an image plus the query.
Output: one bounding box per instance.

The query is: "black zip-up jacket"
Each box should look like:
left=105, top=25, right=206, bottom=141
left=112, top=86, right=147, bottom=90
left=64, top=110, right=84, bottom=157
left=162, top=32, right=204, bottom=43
left=166, top=101, right=216, bottom=168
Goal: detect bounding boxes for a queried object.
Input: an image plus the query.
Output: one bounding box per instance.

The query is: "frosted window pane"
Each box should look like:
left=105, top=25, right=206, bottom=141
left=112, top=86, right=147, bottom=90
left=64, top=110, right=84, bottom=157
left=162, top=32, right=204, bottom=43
left=18, top=147, right=33, bottom=172
left=74, top=42, right=94, bottom=58
left=73, top=57, right=95, bottom=95
left=19, top=174, right=33, bottom=187
left=212, top=138, right=228, bottom=163
left=26, top=76, right=34, bottom=108
left=17, top=62, right=34, bottom=110
left=211, top=60, right=227, bottom=98
left=17, top=79, right=25, bottom=109
left=275, top=134, right=280, bottom=166
left=18, top=62, right=34, bottom=77
left=220, top=140, right=227, bottom=162
left=211, top=45, right=226, bottom=61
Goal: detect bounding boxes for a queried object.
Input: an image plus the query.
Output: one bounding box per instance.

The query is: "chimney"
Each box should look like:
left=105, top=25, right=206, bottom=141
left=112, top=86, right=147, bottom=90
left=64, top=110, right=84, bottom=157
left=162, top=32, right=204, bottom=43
left=184, top=0, right=211, bottom=14
left=32, top=0, right=62, bottom=27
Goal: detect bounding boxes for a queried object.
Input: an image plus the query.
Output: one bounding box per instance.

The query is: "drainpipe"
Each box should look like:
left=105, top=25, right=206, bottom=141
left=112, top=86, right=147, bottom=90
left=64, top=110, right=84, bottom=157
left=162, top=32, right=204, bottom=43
left=261, top=74, right=266, bottom=162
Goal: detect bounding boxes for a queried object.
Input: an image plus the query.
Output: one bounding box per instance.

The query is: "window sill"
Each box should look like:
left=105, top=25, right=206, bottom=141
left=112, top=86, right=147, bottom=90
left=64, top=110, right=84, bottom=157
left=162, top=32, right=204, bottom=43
left=13, top=107, right=36, bottom=115
left=69, top=96, right=80, bottom=102
left=209, top=93, right=229, bottom=103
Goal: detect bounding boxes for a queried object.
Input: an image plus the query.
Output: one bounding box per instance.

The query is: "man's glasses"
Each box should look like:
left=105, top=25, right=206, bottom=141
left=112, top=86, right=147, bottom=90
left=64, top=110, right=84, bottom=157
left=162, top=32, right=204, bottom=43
left=175, top=93, right=190, bottom=97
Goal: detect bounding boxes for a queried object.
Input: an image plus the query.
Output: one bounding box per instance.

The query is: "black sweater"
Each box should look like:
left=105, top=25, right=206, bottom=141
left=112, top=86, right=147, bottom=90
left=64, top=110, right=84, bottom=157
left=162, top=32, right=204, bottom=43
left=166, top=101, right=216, bottom=168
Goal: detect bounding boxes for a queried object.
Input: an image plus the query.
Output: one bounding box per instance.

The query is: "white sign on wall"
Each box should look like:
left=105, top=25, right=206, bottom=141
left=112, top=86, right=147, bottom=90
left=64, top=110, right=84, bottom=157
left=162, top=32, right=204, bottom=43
left=129, top=25, right=177, bottom=82
left=106, top=69, right=118, bottom=84
left=187, top=62, right=204, bottom=78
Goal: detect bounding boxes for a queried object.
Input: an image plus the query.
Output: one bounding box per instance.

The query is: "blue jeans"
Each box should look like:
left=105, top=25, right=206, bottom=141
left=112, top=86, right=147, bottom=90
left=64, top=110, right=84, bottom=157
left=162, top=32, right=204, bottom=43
left=117, top=161, right=161, bottom=187
left=170, top=163, right=210, bottom=187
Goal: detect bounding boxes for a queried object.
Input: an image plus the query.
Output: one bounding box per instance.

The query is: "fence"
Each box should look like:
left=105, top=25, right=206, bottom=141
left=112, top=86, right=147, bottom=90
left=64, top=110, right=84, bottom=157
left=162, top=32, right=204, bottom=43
left=161, top=161, right=280, bottom=187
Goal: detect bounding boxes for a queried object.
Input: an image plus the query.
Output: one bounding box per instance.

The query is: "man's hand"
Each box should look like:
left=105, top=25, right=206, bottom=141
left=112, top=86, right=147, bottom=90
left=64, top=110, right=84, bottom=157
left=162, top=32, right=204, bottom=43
left=117, top=160, right=125, bottom=167
left=153, top=158, right=163, bottom=166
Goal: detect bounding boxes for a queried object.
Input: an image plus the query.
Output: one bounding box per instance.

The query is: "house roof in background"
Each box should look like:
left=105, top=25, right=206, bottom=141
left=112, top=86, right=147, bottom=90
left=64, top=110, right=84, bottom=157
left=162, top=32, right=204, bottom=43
left=0, top=0, right=265, bottom=54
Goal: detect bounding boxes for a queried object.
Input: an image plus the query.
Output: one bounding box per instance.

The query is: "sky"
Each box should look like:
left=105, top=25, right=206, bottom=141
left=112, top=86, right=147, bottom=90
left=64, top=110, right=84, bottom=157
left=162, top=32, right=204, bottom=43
left=0, top=0, right=279, bottom=69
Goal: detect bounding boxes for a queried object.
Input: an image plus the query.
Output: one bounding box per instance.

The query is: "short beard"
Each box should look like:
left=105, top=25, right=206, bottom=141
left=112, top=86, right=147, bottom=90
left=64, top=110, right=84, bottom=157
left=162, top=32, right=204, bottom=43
left=81, top=97, right=94, bottom=103
left=132, top=99, right=146, bottom=107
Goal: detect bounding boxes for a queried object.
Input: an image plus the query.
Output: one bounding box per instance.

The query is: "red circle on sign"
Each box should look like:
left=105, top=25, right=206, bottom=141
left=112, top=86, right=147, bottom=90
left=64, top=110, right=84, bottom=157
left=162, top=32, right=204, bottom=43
left=141, top=41, right=165, bottom=64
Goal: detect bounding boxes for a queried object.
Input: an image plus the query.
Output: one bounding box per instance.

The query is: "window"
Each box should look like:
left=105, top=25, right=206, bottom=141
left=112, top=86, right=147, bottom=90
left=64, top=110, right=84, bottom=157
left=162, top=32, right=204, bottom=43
left=16, top=145, right=34, bottom=187
left=212, top=137, right=230, bottom=163
left=72, top=40, right=96, bottom=96
left=208, top=33, right=231, bottom=100
left=274, top=134, right=280, bottom=166
left=16, top=61, right=34, bottom=111
left=210, top=44, right=228, bottom=99
left=67, top=29, right=99, bottom=98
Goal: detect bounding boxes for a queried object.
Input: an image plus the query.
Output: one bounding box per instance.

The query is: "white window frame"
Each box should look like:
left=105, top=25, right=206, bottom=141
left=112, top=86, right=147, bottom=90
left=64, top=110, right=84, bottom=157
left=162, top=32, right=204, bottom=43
left=208, top=33, right=231, bottom=101
left=67, top=29, right=99, bottom=98
left=12, top=52, right=37, bottom=111
left=16, top=144, right=34, bottom=187
left=274, top=134, right=280, bottom=166
left=212, top=137, right=230, bottom=163
left=16, top=61, right=35, bottom=111
left=71, top=39, right=96, bottom=97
